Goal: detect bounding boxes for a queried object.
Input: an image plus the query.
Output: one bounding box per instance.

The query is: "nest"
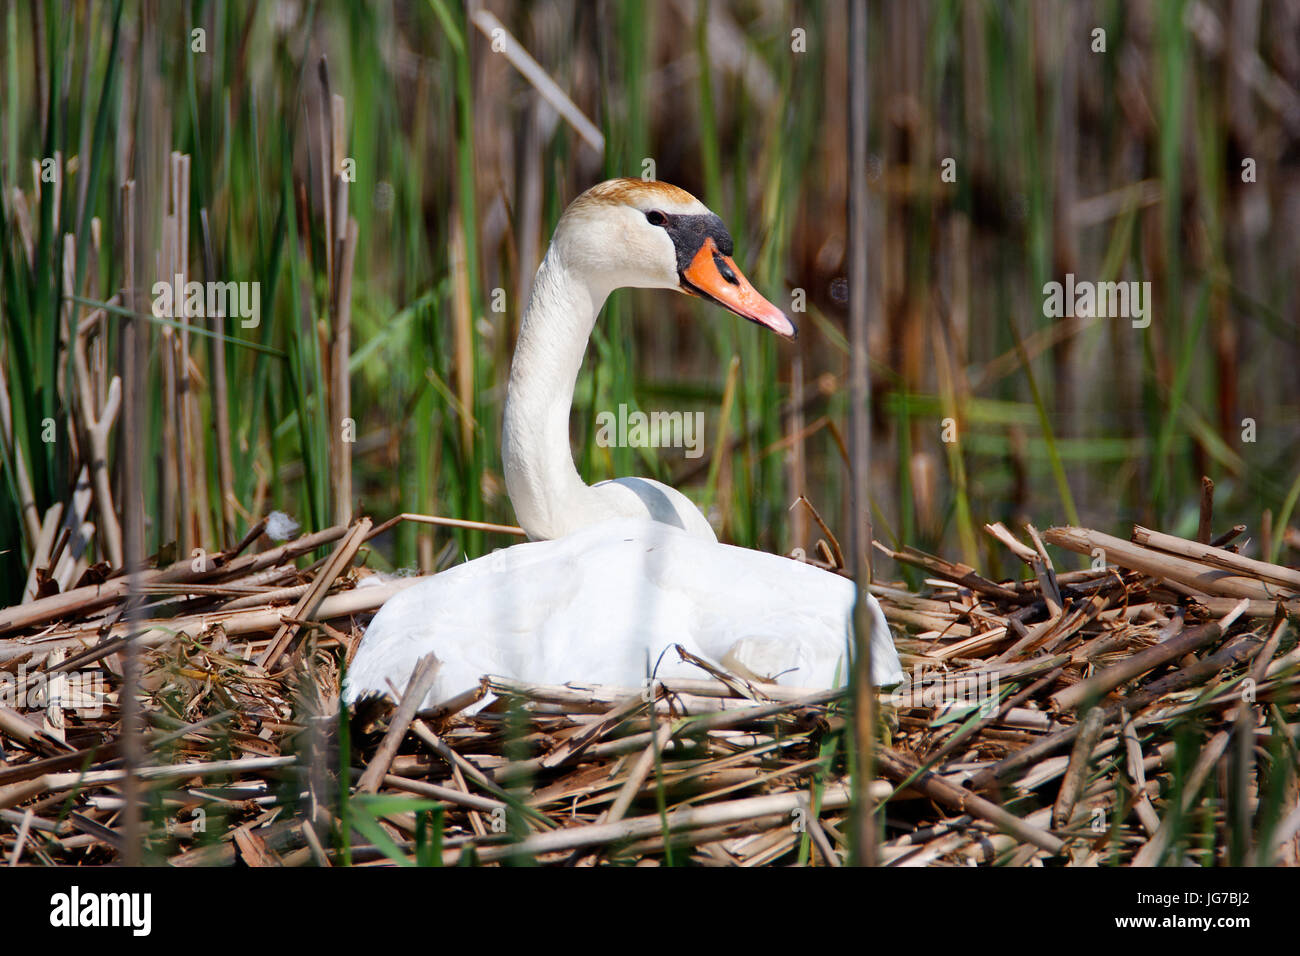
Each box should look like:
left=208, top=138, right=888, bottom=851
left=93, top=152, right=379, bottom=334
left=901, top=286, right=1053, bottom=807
left=1, top=513, right=1297, bottom=866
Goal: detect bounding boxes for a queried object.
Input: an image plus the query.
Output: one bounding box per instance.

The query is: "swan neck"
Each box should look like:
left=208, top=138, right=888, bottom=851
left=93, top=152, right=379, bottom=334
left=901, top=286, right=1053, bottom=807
left=503, top=248, right=610, bottom=540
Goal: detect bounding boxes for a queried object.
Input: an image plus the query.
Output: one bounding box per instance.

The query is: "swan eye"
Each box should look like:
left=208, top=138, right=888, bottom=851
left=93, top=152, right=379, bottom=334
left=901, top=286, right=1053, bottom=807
left=645, top=210, right=668, bottom=227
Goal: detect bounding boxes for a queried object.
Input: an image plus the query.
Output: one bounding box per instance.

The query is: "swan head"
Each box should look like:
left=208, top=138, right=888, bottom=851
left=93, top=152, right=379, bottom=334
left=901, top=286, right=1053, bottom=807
left=555, top=178, right=796, bottom=339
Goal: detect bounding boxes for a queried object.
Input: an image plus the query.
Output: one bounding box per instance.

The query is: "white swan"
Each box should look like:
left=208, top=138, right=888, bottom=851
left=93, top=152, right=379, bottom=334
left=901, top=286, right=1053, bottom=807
left=345, top=179, right=903, bottom=711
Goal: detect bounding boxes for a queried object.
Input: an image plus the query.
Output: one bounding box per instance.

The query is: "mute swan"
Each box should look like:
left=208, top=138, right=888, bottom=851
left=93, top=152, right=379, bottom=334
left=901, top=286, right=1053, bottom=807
left=345, top=179, right=903, bottom=711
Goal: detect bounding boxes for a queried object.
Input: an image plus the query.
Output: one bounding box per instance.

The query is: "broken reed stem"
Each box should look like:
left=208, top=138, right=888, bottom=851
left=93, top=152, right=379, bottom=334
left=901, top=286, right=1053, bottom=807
left=356, top=654, right=441, bottom=794
left=469, top=9, right=605, bottom=152
left=1043, top=526, right=1292, bottom=601
left=70, top=297, right=123, bottom=568
left=1131, top=524, right=1300, bottom=593
left=20, top=505, right=59, bottom=603
left=603, top=718, right=676, bottom=825
left=1051, top=706, right=1107, bottom=827
left=369, top=512, right=526, bottom=539
left=259, top=517, right=372, bottom=671
left=874, top=540, right=1021, bottom=601
left=444, top=786, right=861, bottom=865
left=792, top=495, right=846, bottom=569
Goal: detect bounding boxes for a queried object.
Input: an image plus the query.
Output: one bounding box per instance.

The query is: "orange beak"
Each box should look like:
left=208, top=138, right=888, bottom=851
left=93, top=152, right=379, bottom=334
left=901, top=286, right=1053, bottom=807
left=680, top=238, right=797, bottom=339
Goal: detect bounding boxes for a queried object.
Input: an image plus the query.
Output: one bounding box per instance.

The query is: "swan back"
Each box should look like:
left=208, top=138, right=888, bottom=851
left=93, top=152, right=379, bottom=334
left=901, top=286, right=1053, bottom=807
left=344, top=518, right=904, bottom=712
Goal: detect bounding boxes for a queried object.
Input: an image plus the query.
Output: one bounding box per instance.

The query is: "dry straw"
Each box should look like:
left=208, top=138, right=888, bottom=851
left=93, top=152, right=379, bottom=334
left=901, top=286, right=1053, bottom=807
left=0, top=504, right=1295, bottom=866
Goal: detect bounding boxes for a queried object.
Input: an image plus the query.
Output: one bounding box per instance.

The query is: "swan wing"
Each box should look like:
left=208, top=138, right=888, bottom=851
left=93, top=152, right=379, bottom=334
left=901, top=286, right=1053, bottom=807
left=344, top=518, right=903, bottom=711
left=591, top=476, right=717, bottom=541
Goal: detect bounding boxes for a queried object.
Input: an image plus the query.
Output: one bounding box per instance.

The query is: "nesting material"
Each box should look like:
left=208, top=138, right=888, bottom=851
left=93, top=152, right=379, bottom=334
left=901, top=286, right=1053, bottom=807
left=0, top=515, right=1296, bottom=866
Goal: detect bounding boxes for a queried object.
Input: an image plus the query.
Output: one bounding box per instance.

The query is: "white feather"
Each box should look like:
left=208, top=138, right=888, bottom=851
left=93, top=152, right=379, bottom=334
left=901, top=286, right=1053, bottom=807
left=344, top=517, right=903, bottom=711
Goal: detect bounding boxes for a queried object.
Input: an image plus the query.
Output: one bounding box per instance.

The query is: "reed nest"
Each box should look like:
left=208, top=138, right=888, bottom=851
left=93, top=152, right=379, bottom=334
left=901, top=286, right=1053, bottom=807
left=1, top=511, right=1297, bottom=867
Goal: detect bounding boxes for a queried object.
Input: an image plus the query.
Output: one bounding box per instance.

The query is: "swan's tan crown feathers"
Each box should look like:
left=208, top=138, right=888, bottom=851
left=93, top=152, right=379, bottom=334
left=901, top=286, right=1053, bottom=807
left=566, top=178, right=708, bottom=218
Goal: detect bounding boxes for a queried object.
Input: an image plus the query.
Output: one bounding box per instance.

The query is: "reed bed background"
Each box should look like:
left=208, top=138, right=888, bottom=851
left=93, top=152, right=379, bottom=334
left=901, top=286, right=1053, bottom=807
left=0, top=0, right=1297, bottom=867
left=2, top=1, right=1298, bottom=590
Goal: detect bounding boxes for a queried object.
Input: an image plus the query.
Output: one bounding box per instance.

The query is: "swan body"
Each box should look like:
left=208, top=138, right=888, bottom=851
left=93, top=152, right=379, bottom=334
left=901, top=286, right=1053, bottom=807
left=345, top=178, right=902, bottom=710
left=345, top=518, right=903, bottom=711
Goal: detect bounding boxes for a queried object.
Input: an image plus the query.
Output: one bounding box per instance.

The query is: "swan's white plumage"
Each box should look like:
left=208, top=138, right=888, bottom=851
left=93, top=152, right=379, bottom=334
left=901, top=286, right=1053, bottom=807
left=344, top=517, right=903, bottom=711
left=347, top=179, right=905, bottom=713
